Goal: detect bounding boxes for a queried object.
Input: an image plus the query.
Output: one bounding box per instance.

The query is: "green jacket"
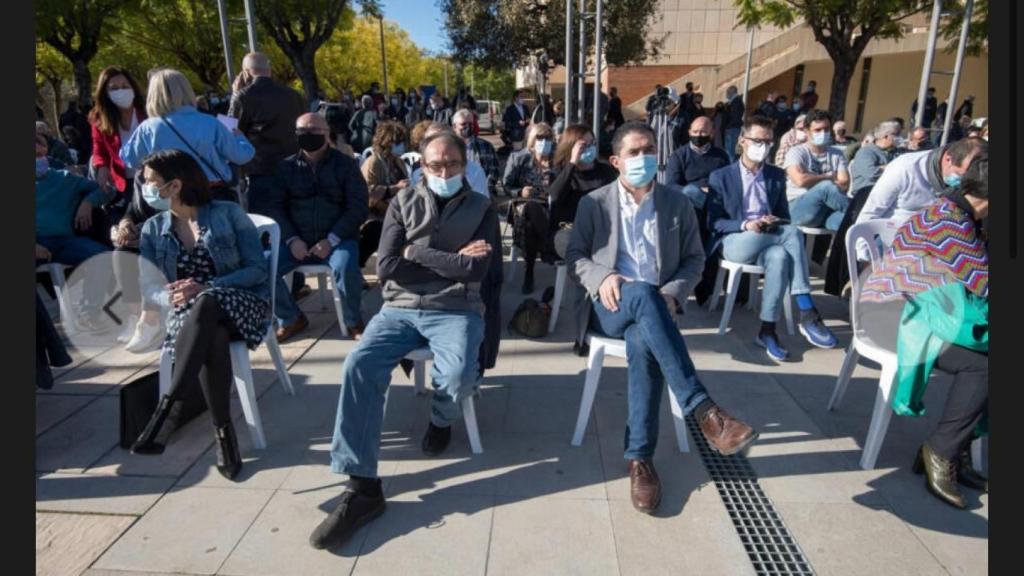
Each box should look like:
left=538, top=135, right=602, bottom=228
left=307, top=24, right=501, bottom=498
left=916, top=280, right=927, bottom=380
left=894, top=283, right=988, bottom=434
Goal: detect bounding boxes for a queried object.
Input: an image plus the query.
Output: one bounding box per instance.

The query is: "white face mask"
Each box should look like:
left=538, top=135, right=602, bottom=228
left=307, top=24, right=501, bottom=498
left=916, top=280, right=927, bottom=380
left=745, top=142, right=769, bottom=164
left=108, top=88, right=135, bottom=109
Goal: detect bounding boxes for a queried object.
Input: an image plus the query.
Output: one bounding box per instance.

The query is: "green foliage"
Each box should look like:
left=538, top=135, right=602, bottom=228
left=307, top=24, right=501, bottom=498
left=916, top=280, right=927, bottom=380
left=939, top=0, right=987, bottom=57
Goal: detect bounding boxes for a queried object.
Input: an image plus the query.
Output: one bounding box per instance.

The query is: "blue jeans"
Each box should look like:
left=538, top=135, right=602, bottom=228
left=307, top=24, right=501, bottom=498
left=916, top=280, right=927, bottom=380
left=273, top=240, right=363, bottom=327
left=724, top=127, right=741, bottom=162
left=789, top=181, right=850, bottom=231
left=680, top=184, right=707, bottom=210
left=722, top=225, right=811, bottom=323
left=37, top=235, right=110, bottom=313
left=590, top=282, right=710, bottom=460
left=330, top=306, right=485, bottom=478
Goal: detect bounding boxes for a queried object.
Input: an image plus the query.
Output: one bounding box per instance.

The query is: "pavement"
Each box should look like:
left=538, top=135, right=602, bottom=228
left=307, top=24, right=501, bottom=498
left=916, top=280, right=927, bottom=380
left=36, top=229, right=988, bottom=576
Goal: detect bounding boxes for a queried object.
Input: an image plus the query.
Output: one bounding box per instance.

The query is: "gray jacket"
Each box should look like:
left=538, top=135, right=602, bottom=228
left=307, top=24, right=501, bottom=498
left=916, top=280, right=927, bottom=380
left=377, top=178, right=499, bottom=314
left=566, top=180, right=705, bottom=345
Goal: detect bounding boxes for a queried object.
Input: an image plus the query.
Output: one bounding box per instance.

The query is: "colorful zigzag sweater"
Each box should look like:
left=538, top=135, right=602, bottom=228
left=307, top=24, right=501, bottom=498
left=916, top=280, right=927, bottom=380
left=861, top=198, right=988, bottom=303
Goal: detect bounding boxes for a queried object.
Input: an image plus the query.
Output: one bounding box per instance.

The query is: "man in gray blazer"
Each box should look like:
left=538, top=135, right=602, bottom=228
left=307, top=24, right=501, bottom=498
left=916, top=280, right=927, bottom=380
left=566, top=122, right=758, bottom=515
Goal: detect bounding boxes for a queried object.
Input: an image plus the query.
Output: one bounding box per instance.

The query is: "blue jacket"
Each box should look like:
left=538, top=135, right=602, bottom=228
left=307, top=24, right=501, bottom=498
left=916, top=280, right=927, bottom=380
left=706, top=162, right=790, bottom=256
left=139, top=201, right=269, bottom=307
left=121, top=106, right=255, bottom=183
left=35, top=169, right=110, bottom=237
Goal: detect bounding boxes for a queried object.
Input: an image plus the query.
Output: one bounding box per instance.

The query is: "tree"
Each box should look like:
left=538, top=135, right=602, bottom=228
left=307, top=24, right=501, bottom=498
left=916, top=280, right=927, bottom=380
left=734, top=0, right=933, bottom=120
left=111, top=0, right=247, bottom=93
left=255, top=0, right=379, bottom=105
left=35, top=43, right=72, bottom=125
left=940, top=0, right=988, bottom=57
left=440, top=0, right=666, bottom=70
left=36, top=0, right=133, bottom=106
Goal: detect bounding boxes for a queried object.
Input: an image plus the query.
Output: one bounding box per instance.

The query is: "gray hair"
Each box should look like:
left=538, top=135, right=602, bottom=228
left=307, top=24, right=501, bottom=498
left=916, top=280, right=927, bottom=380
left=242, top=52, right=271, bottom=74
left=360, top=95, right=374, bottom=109
left=452, top=108, right=474, bottom=124
left=873, top=121, right=900, bottom=140
left=146, top=68, right=196, bottom=117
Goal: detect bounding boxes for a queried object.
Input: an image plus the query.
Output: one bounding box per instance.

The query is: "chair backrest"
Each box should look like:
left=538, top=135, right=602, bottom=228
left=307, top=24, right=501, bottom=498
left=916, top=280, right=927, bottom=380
left=845, top=219, right=899, bottom=332
left=246, top=213, right=281, bottom=307
left=400, top=151, right=421, bottom=173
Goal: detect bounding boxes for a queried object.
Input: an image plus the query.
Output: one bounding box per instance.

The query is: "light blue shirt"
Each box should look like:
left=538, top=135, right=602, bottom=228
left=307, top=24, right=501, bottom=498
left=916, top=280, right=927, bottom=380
left=740, top=162, right=770, bottom=221
left=615, top=180, right=660, bottom=285
left=120, top=106, right=255, bottom=183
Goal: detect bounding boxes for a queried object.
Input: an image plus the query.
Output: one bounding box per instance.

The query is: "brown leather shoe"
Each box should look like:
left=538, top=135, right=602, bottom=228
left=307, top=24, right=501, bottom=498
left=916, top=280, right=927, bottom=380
left=627, top=459, right=661, bottom=514
left=276, top=314, right=309, bottom=343
left=698, top=405, right=758, bottom=456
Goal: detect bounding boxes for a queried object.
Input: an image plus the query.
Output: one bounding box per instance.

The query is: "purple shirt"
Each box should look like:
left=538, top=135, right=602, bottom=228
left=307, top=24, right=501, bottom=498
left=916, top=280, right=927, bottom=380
left=739, top=163, right=770, bottom=221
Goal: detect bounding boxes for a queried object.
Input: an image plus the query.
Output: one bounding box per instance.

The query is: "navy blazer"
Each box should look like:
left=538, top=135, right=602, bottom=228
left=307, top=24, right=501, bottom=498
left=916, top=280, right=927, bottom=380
left=705, top=162, right=790, bottom=256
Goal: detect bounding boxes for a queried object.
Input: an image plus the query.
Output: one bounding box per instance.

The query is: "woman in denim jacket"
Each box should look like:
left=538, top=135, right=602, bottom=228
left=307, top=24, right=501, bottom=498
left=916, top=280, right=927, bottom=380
left=131, top=150, right=269, bottom=480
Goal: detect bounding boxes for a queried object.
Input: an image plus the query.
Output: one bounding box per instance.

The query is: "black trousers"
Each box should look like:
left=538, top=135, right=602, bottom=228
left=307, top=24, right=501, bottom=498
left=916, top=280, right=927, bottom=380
left=359, top=220, right=384, bottom=269
left=169, top=294, right=235, bottom=426
left=861, top=301, right=988, bottom=460
left=517, top=201, right=551, bottom=278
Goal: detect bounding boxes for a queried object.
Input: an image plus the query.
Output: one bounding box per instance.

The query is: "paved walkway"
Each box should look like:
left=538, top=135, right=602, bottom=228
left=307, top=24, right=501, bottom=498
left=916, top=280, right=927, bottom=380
left=36, top=242, right=988, bottom=576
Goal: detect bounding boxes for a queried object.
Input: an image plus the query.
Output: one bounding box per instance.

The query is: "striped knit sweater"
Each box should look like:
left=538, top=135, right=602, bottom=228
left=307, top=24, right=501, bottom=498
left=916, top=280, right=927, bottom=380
left=861, top=198, right=988, bottom=303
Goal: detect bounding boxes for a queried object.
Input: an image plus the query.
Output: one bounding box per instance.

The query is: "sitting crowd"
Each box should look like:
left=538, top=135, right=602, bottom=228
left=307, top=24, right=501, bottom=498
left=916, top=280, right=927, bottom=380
left=36, top=56, right=990, bottom=551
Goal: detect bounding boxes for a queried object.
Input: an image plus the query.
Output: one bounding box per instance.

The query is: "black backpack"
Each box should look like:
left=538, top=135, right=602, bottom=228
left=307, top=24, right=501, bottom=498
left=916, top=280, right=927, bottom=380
left=119, top=371, right=207, bottom=448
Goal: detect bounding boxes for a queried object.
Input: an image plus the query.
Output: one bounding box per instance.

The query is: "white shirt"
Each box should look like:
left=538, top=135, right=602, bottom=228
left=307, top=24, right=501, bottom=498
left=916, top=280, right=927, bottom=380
left=411, top=160, right=489, bottom=196
left=856, top=150, right=938, bottom=226
left=614, top=180, right=660, bottom=285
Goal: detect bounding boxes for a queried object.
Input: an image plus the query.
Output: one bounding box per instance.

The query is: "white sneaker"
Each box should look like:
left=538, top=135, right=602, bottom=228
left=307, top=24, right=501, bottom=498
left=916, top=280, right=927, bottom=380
left=116, top=314, right=139, bottom=343
left=125, top=320, right=164, bottom=353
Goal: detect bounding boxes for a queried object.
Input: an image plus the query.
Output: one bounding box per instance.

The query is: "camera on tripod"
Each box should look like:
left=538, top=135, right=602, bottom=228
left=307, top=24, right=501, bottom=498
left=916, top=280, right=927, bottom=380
left=652, top=86, right=677, bottom=112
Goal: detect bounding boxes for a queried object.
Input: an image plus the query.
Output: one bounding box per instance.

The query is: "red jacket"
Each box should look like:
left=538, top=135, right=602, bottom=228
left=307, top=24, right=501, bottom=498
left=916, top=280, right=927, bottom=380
left=90, top=108, right=147, bottom=195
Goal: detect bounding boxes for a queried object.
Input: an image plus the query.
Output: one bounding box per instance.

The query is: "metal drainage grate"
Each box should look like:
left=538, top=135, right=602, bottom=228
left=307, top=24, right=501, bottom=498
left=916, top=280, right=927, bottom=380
left=686, top=415, right=815, bottom=576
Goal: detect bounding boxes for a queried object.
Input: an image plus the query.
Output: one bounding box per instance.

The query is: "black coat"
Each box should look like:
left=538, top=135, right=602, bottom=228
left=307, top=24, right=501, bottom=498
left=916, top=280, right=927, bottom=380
left=228, top=76, right=306, bottom=176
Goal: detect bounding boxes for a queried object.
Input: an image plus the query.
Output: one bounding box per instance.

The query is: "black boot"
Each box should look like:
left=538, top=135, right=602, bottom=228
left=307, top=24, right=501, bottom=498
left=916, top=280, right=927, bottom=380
left=421, top=422, right=452, bottom=456
left=913, top=443, right=966, bottom=509
left=522, top=263, right=535, bottom=294
left=214, top=422, right=243, bottom=480
left=957, top=446, right=988, bottom=493
left=130, top=394, right=174, bottom=455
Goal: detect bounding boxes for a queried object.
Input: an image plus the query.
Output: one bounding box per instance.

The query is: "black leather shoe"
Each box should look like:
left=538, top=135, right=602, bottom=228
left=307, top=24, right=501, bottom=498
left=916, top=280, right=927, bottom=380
left=913, top=443, right=966, bottom=509
left=130, top=394, right=174, bottom=455
left=214, top=423, right=243, bottom=480
left=421, top=423, right=452, bottom=456
left=309, top=489, right=386, bottom=550
left=957, top=447, right=988, bottom=493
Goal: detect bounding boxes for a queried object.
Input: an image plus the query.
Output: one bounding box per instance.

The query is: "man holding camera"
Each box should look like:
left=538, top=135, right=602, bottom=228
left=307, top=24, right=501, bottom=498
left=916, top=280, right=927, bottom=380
left=707, top=116, right=838, bottom=362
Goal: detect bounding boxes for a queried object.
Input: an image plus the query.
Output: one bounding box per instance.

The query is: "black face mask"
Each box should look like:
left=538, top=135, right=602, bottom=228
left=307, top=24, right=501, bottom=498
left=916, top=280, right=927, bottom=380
left=690, top=135, right=710, bottom=148
left=297, top=133, right=326, bottom=152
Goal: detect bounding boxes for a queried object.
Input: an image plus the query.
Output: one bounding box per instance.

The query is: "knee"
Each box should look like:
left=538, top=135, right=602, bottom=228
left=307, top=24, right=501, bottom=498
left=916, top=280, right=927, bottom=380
left=762, top=245, right=789, bottom=269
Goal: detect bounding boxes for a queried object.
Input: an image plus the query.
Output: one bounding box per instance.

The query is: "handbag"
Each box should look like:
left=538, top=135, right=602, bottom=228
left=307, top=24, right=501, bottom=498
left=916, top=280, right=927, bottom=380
left=119, top=371, right=207, bottom=448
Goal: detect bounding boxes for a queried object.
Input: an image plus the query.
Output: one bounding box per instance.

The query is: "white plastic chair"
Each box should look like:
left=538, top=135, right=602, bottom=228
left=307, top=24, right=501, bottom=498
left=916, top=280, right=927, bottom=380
left=159, top=214, right=294, bottom=451
left=360, top=147, right=375, bottom=166
left=571, top=333, right=690, bottom=452
left=36, top=263, right=75, bottom=333
left=284, top=264, right=350, bottom=338
left=400, top=151, right=421, bottom=172
left=709, top=260, right=794, bottom=336
left=547, top=263, right=568, bottom=334
left=798, top=226, right=836, bottom=274
left=384, top=347, right=483, bottom=454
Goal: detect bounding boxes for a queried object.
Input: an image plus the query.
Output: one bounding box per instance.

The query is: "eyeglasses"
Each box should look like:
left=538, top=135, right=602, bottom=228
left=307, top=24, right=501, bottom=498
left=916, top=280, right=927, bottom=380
left=743, top=137, right=772, bottom=146
left=423, top=160, right=465, bottom=173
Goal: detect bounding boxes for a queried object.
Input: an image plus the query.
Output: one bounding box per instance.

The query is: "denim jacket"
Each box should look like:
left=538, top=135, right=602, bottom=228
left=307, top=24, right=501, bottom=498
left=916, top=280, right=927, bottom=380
left=139, top=201, right=269, bottom=308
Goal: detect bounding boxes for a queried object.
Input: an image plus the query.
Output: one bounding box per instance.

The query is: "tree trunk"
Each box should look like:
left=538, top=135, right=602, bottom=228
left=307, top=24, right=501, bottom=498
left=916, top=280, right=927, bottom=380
left=293, top=51, right=320, bottom=108
left=48, top=78, right=63, bottom=129
left=827, top=55, right=858, bottom=121
left=72, top=58, right=93, bottom=108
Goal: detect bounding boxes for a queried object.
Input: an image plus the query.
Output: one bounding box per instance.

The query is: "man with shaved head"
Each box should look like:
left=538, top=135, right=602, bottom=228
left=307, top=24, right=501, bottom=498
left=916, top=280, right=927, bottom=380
left=267, top=112, right=369, bottom=342
left=229, top=51, right=306, bottom=215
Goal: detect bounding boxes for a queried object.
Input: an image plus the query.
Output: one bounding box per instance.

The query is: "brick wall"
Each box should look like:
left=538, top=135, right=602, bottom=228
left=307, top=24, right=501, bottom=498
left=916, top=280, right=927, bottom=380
left=606, top=65, right=701, bottom=112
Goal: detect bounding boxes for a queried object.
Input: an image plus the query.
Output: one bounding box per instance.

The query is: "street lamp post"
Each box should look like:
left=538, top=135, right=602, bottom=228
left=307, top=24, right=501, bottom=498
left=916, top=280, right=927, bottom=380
left=242, top=0, right=257, bottom=52
left=915, top=0, right=944, bottom=129
left=591, top=0, right=603, bottom=138
left=378, top=16, right=390, bottom=97
left=563, top=0, right=574, bottom=128
left=940, top=0, right=974, bottom=146
left=577, top=0, right=586, bottom=124
left=215, top=0, right=236, bottom=86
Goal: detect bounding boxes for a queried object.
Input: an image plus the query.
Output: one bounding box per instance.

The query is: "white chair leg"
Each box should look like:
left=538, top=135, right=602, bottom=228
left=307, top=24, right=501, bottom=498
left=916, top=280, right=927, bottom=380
left=461, top=395, right=483, bottom=454
left=709, top=266, right=726, bottom=311
left=829, top=342, right=859, bottom=410
left=413, top=359, right=427, bottom=395
left=971, top=437, right=984, bottom=472
left=783, top=290, right=795, bottom=335
left=328, top=274, right=349, bottom=338
left=572, top=343, right=606, bottom=446
left=49, top=266, right=75, bottom=333
left=717, top=268, right=743, bottom=335
left=230, top=343, right=267, bottom=450
left=158, top=349, right=173, bottom=397
left=859, top=362, right=896, bottom=470
left=264, top=328, right=295, bottom=396
left=667, top=389, right=690, bottom=453
left=548, top=265, right=567, bottom=334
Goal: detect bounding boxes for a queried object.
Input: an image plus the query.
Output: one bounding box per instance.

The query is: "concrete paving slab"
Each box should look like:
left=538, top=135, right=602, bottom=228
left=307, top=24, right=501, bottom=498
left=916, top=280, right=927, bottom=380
left=37, top=393, right=99, bottom=436
left=36, top=396, right=120, bottom=473
left=36, top=472, right=175, bottom=516
left=37, top=512, right=136, bottom=576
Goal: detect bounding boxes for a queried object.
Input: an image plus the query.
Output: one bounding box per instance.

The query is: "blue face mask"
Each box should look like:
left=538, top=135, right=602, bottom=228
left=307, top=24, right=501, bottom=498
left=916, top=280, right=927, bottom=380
left=811, top=131, right=831, bottom=146
left=943, top=173, right=962, bottom=188
left=392, top=143, right=406, bottom=156
left=142, top=183, right=171, bottom=211
left=622, top=154, right=657, bottom=187
left=534, top=138, right=553, bottom=156
left=793, top=102, right=802, bottom=111
left=579, top=145, right=598, bottom=164
left=427, top=173, right=463, bottom=198
left=35, top=157, right=49, bottom=178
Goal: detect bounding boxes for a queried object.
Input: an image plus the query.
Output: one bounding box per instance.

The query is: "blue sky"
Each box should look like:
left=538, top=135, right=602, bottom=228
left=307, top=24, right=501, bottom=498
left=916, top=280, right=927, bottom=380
left=364, top=0, right=450, bottom=55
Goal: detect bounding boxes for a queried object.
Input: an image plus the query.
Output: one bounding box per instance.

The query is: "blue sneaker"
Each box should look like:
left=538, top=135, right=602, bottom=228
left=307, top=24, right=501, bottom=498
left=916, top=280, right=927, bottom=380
left=799, top=316, right=839, bottom=349
left=756, top=332, right=790, bottom=361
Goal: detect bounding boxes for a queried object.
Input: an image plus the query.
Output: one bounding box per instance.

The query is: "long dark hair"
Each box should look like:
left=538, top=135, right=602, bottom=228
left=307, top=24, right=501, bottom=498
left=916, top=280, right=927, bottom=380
left=554, top=124, right=593, bottom=169
left=141, top=149, right=211, bottom=207
left=89, top=66, right=145, bottom=136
